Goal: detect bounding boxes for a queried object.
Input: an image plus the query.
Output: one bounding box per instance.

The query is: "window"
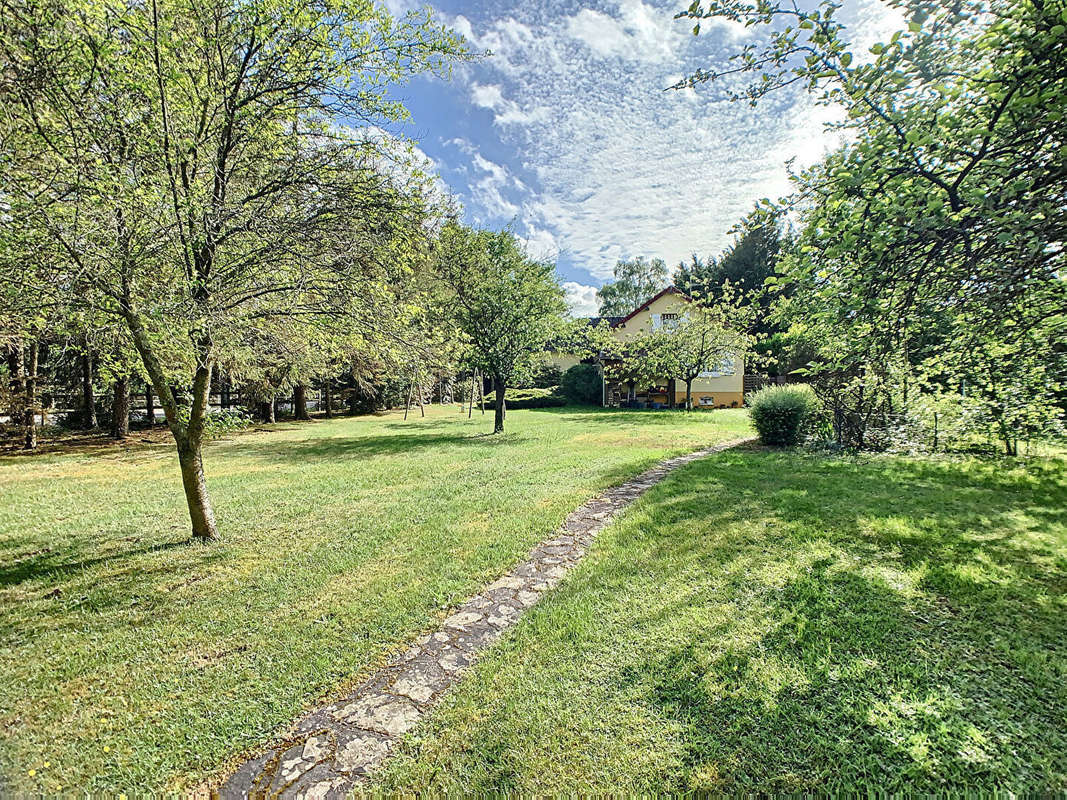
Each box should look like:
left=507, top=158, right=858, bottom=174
left=661, top=312, right=679, bottom=331
left=699, top=358, right=736, bottom=379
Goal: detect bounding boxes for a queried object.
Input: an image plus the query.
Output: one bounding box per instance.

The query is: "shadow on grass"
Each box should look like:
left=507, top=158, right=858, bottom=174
left=0, top=537, right=195, bottom=590
left=229, top=430, right=511, bottom=462
left=610, top=450, right=1067, bottom=791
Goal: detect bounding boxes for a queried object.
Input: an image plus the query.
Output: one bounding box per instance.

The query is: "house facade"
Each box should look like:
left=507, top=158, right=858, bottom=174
left=549, top=286, right=744, bottom=409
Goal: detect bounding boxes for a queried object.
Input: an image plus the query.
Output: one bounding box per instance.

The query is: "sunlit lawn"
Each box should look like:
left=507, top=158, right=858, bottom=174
left=0, top=405, right=750, bottom=792
left=381, top=447, right=1067, bottom=792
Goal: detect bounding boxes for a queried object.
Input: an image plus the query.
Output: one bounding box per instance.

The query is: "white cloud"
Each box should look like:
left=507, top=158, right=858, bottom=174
left=505, top=83, right=834, bottom=278
left=382, top=0, right=419, bottom=18
left=440, top=0, right=886, bottom=277
left=447, top=139, right=520, bottom=220
left=521, top=225, right=559, bottom=260
left=565, top=0, right=683, bottom=63
left=470, top=82, right=551, bottom=126
left=562, top=281, right=600, bottom=317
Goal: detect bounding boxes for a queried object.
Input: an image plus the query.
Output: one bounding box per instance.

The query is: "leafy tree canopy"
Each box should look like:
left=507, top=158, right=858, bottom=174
left=677, top=0, right=1067, bottom=451
left=595, top=256, right=670, bottom=316
left=434, top=223, right=566, bottom=433
left=0, top=0, right=469, bottom=536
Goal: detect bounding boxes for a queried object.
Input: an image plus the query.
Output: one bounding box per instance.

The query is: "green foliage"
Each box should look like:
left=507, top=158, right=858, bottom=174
left=747, top=384, right=819, bottom=446
left=1, top=0, right=469, bottom=534
left=342, top=375, right=408, bottom=415
left=192, top=409, right=254, bottom=439
left=504, top=388, right=567, bottom=409
left=521, top=363, right=563, bottom=389
left=596, top=256, right=670, bottom=316
left=679, top=0, right=1067, bottom=454
left=434, top=223, right=567, bottom=431
left=560, top=364, right=603, bottom=405
left=674, top=209, right=782, bottom=308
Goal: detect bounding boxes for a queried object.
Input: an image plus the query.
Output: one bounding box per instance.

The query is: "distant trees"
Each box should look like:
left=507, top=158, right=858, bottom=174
left=674, top=211, right=781, bottom=305
left=596, top=256, right=670, bottom=316
left=1, top=0, right=467, bottom=537
left=435, top=224, right=566, bottom=433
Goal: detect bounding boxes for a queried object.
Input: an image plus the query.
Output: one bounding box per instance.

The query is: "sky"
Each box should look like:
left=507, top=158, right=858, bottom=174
left=377, top=0, right=903, bottom=316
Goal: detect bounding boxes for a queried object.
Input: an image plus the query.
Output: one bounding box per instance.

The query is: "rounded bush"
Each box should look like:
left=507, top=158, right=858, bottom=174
left=747, top=384, right=818, bottom=447
left=559, top=364, right=602, bottom=405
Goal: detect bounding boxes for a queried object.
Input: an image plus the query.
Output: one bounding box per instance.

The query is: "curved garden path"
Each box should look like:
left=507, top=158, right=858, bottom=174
left=218, top=437, right=754, bottom=799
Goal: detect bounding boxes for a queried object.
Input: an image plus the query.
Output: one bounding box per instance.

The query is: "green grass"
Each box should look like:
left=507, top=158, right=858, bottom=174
left=379, top=448, right=1067, bottom=793
left=0, top=405, right=750, bottom=792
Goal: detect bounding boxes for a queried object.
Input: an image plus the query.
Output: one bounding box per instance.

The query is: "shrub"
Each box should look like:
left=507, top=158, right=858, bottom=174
left=747, top=384, right=819, bottom=447
left=525, top=363, right=563, bottom=389
left=505, top=387, right=567, bottom=409
left=559, top=364, right=601, bottom=405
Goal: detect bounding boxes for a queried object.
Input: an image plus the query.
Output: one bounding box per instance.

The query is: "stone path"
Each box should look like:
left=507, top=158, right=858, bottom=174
left=218, top=437, right=753, bottom=799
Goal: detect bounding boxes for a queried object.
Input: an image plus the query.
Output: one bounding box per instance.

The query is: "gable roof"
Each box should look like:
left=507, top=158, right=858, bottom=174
left=586, top=315, right=624, bottom=328
left=617, top=285, right=693, bottom=325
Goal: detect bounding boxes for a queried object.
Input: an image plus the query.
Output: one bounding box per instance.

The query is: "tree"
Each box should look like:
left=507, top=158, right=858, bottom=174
left=2, top=0, right=466, bottom=538
left=676, top=0, right=1067, bottom=448
left=435, top=224, right=566, bottom=433
left=595, top=256, right=670, bottom=316
left=675, top=209, right=781, bottom=304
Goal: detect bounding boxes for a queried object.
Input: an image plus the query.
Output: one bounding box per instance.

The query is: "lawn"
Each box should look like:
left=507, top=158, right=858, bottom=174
left=380, top=447, right=1067, bottom=792
left=0, top=405, right=750, bottom=792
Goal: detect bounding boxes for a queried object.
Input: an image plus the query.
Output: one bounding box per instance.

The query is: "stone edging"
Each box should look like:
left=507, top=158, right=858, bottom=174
left=218, top=436, right=754, bottom=799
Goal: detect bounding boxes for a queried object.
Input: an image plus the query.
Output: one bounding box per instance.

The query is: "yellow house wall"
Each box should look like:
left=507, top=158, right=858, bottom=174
left=614, top=291, right=744, bottom=404
left=544, top=352, right=583, bottom=372
left=613, top=292, right=691, bottom=341
left=551, top=291, right=745, bottom=407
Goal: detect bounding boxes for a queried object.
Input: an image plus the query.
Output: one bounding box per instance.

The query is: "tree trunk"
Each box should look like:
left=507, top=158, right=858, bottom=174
left=7, top=342, right=24, bottom=424
left=121, top=309, right=220, bottom=541
left=146, top=385, right=156, bottom=426
left=112, top=376, right=130, bottom=438
left=262, top=400, right=276, bottom=423
left=23, top=341, right=38, bottom=450
left=685, top=378, right=693, bottom=411
left=81, top=350, right=97, bottom=428
left=323, top=380, right=333, bottom=418
left=294, top=383, right=310, bottom=420
left=176, top=436, right=219, bottom=541
left=493, top=377, right=506, bottom=434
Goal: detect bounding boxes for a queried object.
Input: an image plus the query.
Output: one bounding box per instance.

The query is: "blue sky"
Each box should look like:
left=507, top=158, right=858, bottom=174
left=380, top=0, right=900, bottom=315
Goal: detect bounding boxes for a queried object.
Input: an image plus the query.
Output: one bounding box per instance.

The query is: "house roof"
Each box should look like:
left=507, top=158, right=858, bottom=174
left=617, top=285, right=693, bottom=325
left=586, top=315, right=624, bottom=328
left=575, top=286, right=693, bottom=327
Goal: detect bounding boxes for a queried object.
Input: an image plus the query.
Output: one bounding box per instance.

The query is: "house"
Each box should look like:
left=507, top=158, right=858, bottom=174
left=548, top=286, right=744, bottom=409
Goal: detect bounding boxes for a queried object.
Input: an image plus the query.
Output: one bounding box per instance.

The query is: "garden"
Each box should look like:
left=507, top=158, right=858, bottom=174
left=1, top=0, right=1064, bottom=792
